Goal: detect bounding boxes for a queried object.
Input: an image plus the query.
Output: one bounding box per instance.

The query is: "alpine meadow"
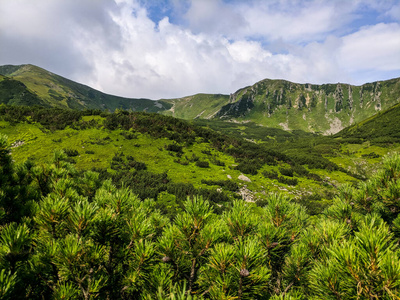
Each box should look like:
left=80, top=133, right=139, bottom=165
left=0, top=60, right=400, bottom=300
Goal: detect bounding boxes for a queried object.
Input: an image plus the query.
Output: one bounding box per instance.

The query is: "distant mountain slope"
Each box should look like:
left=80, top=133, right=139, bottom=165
left=335, top=102, right=400, bottom=143
left=0, top=75, right=48, bottom=106
left=214, top=78, right=400, bottom=134
left=1, top=64, right=399, bottom=135
left=162, top=93, right=230, bottom=119
left=0, top=64, right=171, bottom=112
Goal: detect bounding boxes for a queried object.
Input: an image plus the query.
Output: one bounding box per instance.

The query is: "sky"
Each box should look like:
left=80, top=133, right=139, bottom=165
left=0, top=0, right=400, bottom=99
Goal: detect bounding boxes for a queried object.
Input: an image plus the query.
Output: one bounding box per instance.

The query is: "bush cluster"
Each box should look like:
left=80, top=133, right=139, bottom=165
left=1, top=133, right=400, bottom=299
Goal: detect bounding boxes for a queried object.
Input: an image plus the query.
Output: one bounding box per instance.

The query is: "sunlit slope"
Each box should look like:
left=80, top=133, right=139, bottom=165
left=162, top=93, right=230, bottom=119
left=214, top=78, right=400, bottom=134
left=1, top=64, right=399, bottom=135
left=0, top=64, right=171, bottom=112
left=335, top=102, right=400, bottom=142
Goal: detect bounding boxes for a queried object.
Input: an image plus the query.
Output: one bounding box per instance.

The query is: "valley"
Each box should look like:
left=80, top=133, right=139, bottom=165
left=1, top=64, right=400, bottom=299
left=1, top=64, right=400, bottom=134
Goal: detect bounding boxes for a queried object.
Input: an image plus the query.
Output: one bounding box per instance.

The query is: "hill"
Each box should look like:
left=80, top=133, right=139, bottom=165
left=1, top=105, right=400, bottom=299
left=335, top=102, right=400, bottom=143
left=212, top=78, right=400, bottom=134
left=0, top=75, right=47, bottom=107
left=162, top=93, right=230, bottom=119
left=0, top=104, right=367, bottom=214
left=1, top=64, right=400, bottom=135
left=0, top=64, right=171, bottom=112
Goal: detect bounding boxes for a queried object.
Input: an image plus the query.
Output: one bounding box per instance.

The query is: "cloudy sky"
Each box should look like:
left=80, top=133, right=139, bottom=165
left=1, top=0, right=400, bottom=99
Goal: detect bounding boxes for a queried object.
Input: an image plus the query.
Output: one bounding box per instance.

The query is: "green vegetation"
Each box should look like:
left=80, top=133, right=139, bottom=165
left=336, top=102, right=400, bottom=144
left=0, top=64, right=171, bottom=112
left=1, top=64, right=399, bottom=136
left=0, top=76, right=47, bottom=107
left=162, top=93, right=230, bottom=119
left=0, top=65, right=400, bottom=298
left=1, top=105, right=358, bottom=203
left=1, top=131, right=400, bottom=299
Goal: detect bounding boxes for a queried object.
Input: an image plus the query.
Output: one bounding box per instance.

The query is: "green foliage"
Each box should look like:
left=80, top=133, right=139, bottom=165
left=195, top=160, right=209, bottom=168
left=63, top=148, right=79, bottom=157
left=336, top=103, right=400, bottom=144
left=0, top=77, right=46, bottom=106
left=0, top=64, right=170, bottom=112
left=200, top=179, right=239, bottom=192
left=0, top=145, right=400, bottom=298
left=0, top=269, right=18, bottom=300
left=1, top=92, right=400, bottom=299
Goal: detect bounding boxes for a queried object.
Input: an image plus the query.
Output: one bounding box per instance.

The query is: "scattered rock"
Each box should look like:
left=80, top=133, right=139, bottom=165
left=238, top=174, right=251, bottom=182
left=227, top=175, right=232, bottom=179
left=239, top=186, right=254, bottom=202
left=11, top=140, right=24, bottom=148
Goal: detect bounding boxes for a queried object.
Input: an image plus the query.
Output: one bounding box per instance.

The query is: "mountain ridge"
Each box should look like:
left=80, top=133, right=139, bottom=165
left=1, top=64, right=399, bottom=134
left=0, top=64, right=171, bottom=112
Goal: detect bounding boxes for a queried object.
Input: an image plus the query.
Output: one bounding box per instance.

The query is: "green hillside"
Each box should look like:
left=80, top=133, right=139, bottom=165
left=214, top=78, right=400, bottom=134
left=335, top=102, right=400, bottom=143
left=0, top=64, right=171, bottom=112
left=1, top=105, right=400, bottom=299
left=0, top=75, right=47, bottom=107
left=1, top=64, right=399, bottom=136
left=162, top=93, right=230, bottom=119
left=1, top=105, right=367, bottom=213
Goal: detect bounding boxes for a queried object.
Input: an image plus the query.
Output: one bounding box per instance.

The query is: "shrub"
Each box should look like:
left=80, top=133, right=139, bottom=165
left=63, top=148, right=79, bottom=157
left=235, top=161, right=259, bottom=175
left=212, top=158, right=225, bottom=167
left=120, top=131, right=137, bottom=140
left=195, top=160, right=209, bottom=168
left=277, top=176, right=298, bottom=186
left=165, top=143, right=183, bottom=153
left=263, top=170, right=278, bottom=180
left=279, top=167, right=294, bottom=177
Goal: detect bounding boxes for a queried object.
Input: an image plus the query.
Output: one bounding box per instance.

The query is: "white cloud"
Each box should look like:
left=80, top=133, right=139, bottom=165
left=227, top=41, right=272, bottom=63
left=386, top=3, right=400, bottom=21
left=339, top=23, right=400, bottom=73
left=183, top=0, right=362, bottom=43
left=0, top=0, right=399, bottom=99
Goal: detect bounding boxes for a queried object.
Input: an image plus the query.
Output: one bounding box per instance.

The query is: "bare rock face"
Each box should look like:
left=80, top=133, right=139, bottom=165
left=238, top=174, right=251, bottom=182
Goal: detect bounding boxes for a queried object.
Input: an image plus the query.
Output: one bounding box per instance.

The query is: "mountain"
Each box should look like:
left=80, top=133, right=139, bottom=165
left=0, top=74, right=48, bottom=106
left=161, top=93, right=230, bottom=119
left=0, top=64, right=171, bottom=112
left=212, top=78, right=400, bottom=134
left=162, top=78, right=400, bottom=134
left=1, top=64, right=400, bottom=135
left=335, top=102, right=400, bottom=143
left=0, top=105, right=362, bottom=214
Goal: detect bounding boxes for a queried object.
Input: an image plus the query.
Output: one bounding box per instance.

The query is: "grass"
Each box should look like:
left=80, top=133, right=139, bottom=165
left=162, top=94, right=230, bottom=120
left=2, top=118, right=359, bottom=202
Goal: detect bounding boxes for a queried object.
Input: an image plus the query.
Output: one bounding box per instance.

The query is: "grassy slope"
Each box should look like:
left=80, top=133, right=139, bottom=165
left=0, top=64, right=172, bottom=112
left=0, top=75, right=47, bottom=106
left=0, top=114, right=356, bottom=204
left=216, top=78, right=400, bottom=134
left=161, top=93, right=230, bottom=119
left=336, top=102, right=400, bottom=140
left=1, top=64, right=399, bottom=137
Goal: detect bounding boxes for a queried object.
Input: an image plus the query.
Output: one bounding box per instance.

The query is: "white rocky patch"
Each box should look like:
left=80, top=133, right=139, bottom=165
left=238, top=174, right=251, bottom=182
left=324, top=116, right=344, bottom=135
